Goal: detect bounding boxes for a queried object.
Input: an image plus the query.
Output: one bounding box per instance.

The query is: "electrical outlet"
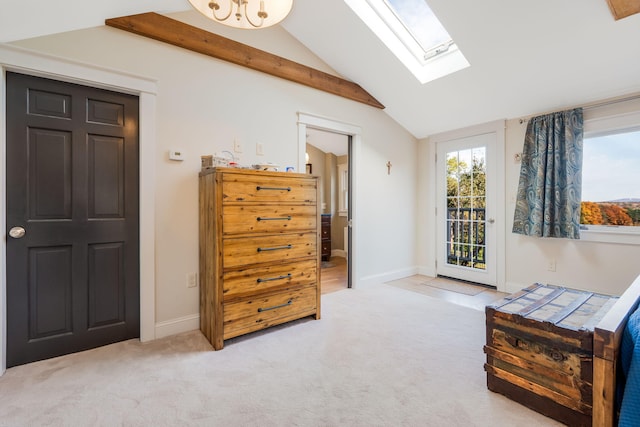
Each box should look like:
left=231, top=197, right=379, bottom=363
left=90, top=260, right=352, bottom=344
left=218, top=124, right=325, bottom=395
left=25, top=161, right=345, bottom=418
left=169, top=150, right=184, bottom=161
left=233, top=139, right=243, bottom=153
left=547, top=259, right=556, bottom=272
left=187, top=272, right=198, bottom=288
left=256, top=142, right=264, bottom=156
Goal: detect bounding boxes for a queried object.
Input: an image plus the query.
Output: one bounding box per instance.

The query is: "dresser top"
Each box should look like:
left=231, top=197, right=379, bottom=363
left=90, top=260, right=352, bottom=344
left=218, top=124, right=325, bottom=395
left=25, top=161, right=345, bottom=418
left=200, top=167, right=313, bottom=179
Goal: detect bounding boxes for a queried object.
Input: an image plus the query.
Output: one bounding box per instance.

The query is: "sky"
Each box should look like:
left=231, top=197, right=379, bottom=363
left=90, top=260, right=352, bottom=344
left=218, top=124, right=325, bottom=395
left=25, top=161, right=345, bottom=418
left=386, top=0, right=451, bottom=50
left=582, top=130, right=640, bottom=202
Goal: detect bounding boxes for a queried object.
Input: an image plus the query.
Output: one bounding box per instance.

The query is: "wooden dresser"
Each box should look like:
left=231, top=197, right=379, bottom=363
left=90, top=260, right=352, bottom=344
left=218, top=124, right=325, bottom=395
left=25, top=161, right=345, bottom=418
left=199, top=168, right=321, bottom=350
left=321, top=214, right=331, bottom=261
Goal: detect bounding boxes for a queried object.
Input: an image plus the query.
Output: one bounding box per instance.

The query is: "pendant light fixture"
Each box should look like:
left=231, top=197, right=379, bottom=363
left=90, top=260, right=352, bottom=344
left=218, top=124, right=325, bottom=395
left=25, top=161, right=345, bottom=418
left=188, top=0, right=294, bottom=29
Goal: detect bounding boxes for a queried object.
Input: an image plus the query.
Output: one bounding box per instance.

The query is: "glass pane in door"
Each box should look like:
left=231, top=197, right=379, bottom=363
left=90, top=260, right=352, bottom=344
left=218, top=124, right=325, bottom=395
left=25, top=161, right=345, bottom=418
left=445, top=147, right=486, bottom=270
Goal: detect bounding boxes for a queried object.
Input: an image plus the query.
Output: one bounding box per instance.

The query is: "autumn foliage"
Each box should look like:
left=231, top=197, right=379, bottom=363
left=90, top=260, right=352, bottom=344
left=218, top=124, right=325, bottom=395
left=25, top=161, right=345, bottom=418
left=581, top=202, right=635, bottom=226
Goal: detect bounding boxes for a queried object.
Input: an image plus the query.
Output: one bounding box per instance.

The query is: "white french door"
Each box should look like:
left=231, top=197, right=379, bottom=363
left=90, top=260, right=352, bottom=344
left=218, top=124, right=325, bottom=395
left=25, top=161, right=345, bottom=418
left=436, top=131, right=497, bottom=286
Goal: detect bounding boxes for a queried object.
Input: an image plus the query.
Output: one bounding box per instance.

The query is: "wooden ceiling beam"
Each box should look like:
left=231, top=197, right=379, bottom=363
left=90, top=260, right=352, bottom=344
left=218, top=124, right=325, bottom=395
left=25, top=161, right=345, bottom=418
left=606, top=0, right=640, bottom=20
left=105, top=12, right=384, bottom=109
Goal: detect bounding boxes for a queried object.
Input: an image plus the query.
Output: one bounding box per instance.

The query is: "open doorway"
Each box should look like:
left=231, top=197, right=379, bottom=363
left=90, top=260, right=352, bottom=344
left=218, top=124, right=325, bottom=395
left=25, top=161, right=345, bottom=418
left=305, top=128, right=350, bottom=293
left=297, top=113, right=360, bottom=293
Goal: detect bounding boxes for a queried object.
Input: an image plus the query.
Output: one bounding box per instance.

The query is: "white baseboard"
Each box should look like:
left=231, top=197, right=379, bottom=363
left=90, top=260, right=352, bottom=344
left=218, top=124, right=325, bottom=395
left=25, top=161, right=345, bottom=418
left=417, top=266, right=436, bottom=278
left=505, top=281, right=528, bottom=294
left=359, top=267, right=419, bottom=287
left=155, top=314, right=200, bottom=339
left=331, top=249, right=346, bottom=258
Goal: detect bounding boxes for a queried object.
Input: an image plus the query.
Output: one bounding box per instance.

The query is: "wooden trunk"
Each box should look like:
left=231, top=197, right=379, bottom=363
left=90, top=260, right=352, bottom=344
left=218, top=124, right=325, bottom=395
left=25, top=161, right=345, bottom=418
left=199, top=168, right=321, bottom=350
left=484, top=283, right=618, bottom=426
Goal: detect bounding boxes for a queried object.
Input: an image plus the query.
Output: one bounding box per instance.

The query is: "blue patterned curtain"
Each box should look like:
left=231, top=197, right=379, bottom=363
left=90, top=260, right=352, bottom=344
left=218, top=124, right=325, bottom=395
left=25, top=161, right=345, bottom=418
left=512, top=108, right=583, bottom=239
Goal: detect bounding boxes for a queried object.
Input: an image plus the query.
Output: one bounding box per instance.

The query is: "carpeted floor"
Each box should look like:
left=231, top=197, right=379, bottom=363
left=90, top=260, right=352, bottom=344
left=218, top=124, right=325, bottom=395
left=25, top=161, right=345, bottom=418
left=0, top=283, right=561, bottom=426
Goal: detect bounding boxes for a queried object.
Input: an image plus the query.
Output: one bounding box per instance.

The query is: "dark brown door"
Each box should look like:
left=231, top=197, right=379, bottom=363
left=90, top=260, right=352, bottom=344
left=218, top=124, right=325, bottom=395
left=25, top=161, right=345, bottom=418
left=6, top=72, right=140, bottom=367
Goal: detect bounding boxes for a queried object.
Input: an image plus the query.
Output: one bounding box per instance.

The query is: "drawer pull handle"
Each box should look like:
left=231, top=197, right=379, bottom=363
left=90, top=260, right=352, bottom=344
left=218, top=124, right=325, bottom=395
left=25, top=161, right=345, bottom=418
left=256, top=186, right=291, bottom=192
left=257, top=216, right=292, bottom=221
left=257, top=274, right=292, bottom=283
left=258, top=299, right=293, bottom=312
left=257, top=244, right=292, bottom=252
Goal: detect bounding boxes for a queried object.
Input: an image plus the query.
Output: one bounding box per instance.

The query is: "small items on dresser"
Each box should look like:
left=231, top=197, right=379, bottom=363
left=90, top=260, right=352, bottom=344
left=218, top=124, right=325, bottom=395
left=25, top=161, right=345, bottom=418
left=199, top=167, right=321, bottom=350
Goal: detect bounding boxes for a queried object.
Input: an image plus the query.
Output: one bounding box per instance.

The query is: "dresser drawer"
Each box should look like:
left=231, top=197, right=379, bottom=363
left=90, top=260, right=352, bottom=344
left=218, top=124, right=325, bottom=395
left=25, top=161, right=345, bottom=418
left=223, top=205, right=317, bottom=235
left=222, top=174, right=317, bottom=203
left=223, top=232, right=316, bottom=268
left=223, top=285, right=317, bottom=340
left=321, top=227, right=330, bottom=239
left=222, top=174, right=316, bottom=203
left=223, top=259, right=317, bottom=300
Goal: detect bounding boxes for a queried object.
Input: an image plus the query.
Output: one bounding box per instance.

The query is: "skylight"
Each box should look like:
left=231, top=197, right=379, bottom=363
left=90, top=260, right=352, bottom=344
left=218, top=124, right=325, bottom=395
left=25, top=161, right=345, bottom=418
left=345, top=0, right=469, bottom=84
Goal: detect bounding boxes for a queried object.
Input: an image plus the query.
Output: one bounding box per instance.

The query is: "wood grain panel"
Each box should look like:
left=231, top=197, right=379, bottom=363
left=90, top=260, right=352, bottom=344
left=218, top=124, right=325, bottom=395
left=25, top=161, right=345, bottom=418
left=223, top=204, right=317, bottom=235
left=486, top=364, right=592, bottom=414
left=606, top=0, right=640, bottom=20
left=105, top=12, right=384, bottom=109
left=487, top=374, right=592, bottom=426
left=223, top=232, right=316, bottom=268
left=222, top=172, right=317, bottom=203
left=485, top=346, right=589, bottom=402
left=223, top=285, right=317, bottom=339
left=489, top=328, right=587, bottom=377
left=592, top=274, right=640, bottom=426
left=223, top=258, right=317, bottom=300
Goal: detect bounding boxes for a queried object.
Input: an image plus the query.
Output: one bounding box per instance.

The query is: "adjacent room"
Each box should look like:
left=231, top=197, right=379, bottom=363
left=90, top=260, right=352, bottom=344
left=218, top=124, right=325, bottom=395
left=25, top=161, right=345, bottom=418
left=2, top=0, right=640, bottom=425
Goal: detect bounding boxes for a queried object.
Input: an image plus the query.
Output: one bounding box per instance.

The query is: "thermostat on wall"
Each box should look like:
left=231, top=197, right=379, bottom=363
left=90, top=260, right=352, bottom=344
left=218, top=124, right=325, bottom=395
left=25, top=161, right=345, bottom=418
left=169, top=150, right=185, bottom=161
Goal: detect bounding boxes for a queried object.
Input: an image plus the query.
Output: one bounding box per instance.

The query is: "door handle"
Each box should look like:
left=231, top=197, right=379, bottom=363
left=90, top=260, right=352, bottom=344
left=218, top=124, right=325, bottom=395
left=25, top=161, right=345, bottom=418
left=9, top=226, right=26, bottom=239
left=487, top=218, right=495, bottom=224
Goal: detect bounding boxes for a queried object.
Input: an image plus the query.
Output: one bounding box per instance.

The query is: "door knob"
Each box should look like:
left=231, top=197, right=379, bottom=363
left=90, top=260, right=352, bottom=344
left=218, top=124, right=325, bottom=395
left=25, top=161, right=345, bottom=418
left=487, top=218, right=496, bottom=224
left=9, top=226, right=26, bottom=239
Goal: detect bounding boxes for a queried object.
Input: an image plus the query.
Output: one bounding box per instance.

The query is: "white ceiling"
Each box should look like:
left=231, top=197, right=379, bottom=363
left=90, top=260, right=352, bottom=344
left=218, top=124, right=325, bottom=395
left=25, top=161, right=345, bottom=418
left=3, top=0, right=640, bottom=140
left=306, top=128, right=349, bottom=156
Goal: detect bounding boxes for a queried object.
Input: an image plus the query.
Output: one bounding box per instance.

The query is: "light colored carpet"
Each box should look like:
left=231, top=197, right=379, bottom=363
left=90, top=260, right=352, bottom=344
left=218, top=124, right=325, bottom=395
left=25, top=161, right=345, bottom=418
left=0, top=283, right=561, bottom=427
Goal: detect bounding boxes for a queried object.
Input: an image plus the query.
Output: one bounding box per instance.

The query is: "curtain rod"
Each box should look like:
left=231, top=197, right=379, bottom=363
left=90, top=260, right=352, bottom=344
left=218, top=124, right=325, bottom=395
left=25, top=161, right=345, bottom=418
left=519, top=92, right=640, bottom=124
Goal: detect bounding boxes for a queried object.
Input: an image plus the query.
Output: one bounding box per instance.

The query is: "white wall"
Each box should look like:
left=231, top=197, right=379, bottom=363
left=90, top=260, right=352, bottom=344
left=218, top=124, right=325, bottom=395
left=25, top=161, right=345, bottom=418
left=7, top=11, right=418, bottom=331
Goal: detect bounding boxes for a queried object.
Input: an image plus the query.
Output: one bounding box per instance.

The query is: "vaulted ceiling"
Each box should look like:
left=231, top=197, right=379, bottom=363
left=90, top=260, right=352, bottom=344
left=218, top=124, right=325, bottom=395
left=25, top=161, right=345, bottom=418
left=2, top=0, right=640, bottom=139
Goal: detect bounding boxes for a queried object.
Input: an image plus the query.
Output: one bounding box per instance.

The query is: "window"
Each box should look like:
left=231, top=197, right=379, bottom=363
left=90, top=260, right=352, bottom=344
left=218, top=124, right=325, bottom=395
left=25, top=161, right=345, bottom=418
left=338, top=163, right=348, bottom=216
left=377, top=0, right=453, bottom=62
left=344, top=0, right=469, bottom=84
left=580, top=101, right=640, bottom=243
left=582, top=130, right=640, bottom=228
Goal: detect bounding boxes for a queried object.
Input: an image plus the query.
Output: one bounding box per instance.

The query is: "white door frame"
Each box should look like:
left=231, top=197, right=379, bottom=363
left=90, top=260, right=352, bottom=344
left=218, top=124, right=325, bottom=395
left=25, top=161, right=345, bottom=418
left=0, top=44, right=158, bottom=375
left=297, top=112, right=361, bottom=288
left=430, top=120, right=506, bottom=291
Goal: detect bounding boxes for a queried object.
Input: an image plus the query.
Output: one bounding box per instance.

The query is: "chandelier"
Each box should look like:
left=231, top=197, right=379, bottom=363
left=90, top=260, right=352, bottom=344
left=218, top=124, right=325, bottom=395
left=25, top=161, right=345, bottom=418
left=188, top=0, right=294, bottom=29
